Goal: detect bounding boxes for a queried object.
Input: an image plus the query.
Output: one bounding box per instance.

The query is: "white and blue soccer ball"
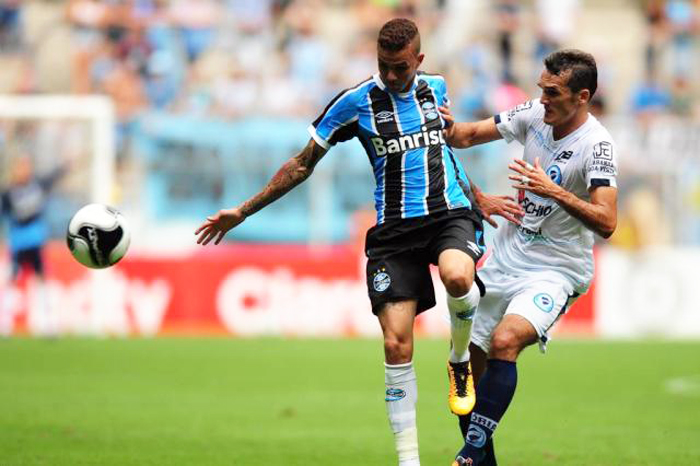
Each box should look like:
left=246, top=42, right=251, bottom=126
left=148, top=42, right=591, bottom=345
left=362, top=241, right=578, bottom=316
left=66, top=204, right=130, bottom=269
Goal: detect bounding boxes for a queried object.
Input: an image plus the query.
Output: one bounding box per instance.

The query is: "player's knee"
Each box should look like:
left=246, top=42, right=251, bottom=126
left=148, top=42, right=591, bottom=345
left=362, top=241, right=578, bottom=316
left=440, top=269, right=473, bottom=297
left=489, top=329, right=521, bottom=361
left=384, top=336, right=413, bottom=364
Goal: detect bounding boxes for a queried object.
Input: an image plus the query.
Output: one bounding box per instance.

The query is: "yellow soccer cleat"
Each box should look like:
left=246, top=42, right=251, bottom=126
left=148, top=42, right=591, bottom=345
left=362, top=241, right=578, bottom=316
left=447, top=360, right=476, bottom=416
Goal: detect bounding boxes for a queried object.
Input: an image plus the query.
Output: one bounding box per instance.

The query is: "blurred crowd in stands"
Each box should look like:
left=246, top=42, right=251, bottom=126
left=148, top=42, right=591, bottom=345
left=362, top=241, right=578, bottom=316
left=0, top=0, right=698, bottom=123
left=1, top=0, right=700, bottom=247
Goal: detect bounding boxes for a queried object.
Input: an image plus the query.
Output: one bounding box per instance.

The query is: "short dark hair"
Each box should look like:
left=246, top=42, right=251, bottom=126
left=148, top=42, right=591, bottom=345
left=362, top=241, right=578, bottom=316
left=544, top=49, right=598, bottom=98
left=378, top=18, right=420, bottom=53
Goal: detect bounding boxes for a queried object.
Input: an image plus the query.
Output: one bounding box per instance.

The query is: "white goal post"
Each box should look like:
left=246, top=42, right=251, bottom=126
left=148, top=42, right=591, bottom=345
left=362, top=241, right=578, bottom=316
left=0, top=94, right=116, bottom=204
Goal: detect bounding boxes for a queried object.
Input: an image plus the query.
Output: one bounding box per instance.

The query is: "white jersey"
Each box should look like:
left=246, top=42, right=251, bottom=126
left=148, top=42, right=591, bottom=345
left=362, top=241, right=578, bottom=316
left=491, top=99, right=618, bottom=293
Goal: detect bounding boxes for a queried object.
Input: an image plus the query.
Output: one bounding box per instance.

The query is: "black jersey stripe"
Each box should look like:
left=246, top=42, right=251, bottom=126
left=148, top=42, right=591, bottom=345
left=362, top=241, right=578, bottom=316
left=411, top=90, right=429, bottom=215
left=446, top=148, right=469, bottom=195
left=446, top=148, right=476, bottom=211
left=369, top=86, right=402, bottom=222
left=311, top=77, right=373, bottom=128
left=328, top=117, right=359, bottom=146
left=415, top=80, right=448, bottom=213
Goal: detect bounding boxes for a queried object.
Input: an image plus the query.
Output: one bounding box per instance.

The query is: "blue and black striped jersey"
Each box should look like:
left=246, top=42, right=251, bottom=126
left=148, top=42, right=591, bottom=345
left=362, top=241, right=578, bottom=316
left=308, top=72, right=475, bottom=225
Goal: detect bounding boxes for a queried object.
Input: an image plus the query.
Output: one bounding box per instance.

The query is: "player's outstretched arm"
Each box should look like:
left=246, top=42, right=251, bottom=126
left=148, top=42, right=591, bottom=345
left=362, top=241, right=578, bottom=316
left=440, top=106, right=503, bottom=149
left=195, top=139, right=328, bottom=245
left=509, top=157, right=617, bottom=238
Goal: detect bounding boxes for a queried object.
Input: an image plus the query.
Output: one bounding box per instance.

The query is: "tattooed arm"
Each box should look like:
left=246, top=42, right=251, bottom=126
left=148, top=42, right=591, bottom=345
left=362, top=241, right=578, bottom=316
left=195, top=139, right=328, bottom=245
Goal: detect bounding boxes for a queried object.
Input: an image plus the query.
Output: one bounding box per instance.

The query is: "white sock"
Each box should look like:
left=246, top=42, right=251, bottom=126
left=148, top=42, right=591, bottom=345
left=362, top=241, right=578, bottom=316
left=385, top=361, right=420, bottom=465
left=447, top=283, right=480, bottom=363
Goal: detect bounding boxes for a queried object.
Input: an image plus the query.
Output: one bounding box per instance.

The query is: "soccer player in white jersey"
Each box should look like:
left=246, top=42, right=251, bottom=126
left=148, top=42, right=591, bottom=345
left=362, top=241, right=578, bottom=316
left=440, top=49, right=618, bottom=465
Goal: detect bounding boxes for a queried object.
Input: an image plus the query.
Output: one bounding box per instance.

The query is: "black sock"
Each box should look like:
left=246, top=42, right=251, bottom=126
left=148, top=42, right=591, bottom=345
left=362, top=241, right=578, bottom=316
left=460, top=418, right=497, bottom=465
left=458, top=412, right=471, bottom=438
left=482, top=437, right=497, bottom=466
left=458, top=359, right=517, bottom=460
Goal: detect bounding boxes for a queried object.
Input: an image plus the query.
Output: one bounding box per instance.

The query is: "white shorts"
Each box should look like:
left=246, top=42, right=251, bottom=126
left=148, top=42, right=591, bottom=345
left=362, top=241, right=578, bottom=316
left=472, top=258, right=581, bottom=354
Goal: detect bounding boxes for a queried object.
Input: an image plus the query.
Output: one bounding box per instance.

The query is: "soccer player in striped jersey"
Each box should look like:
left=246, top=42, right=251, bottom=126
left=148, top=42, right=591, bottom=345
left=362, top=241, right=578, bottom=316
left=441, top=50, right=618, bottom=465
left=195, top=18, right=520, bottom=466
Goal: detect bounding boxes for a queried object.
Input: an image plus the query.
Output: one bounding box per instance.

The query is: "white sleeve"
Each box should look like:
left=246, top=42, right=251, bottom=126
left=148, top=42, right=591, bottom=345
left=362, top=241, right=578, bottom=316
left=583, top=139, right=618, bottom=189
left=495, top=100, right=540, bottom=145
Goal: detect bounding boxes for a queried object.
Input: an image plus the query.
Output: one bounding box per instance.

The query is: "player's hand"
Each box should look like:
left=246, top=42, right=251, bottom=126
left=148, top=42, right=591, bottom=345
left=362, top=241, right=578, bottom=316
left=509, top=157, right=562, bottom=199
left=194, top=208, right=245, bottom=245
left=438, top=105, right=456, bottom=142
left=475, top=192, right=523, bottom=227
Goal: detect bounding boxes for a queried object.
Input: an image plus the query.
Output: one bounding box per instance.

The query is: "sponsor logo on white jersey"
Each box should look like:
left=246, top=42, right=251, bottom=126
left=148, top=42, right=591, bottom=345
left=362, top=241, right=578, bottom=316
left=593, top=141, right=613, bottom=160
left=519, top=195, right=553, bottom=217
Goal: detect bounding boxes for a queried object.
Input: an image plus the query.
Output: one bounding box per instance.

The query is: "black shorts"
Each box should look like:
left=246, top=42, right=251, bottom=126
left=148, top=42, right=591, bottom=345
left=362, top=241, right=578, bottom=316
left=365, top=209, right=485, bottom=315
left=11, top=247, right=44, bottom=280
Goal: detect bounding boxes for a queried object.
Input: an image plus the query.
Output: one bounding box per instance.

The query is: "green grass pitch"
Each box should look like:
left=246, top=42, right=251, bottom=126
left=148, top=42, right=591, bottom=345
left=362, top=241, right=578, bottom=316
left=1, top=337, right=699, bottom=465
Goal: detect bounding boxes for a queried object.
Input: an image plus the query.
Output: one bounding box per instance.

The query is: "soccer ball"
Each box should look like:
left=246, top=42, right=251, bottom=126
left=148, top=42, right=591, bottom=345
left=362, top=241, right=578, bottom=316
left=66, top=204, right=131, bottom=269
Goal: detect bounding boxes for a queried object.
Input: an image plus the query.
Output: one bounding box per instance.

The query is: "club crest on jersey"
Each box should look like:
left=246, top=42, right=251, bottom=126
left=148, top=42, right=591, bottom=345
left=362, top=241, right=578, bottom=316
left=375, top=110, right=394, bottom=124
left=421, top=101, right=438, bottom=120
left=373, top=268, right=391, bottom=292
left=534, top=293, right=555, bottom=313
left=370, top=126, right=445, bottom=157
left=547, top=165, right=563, bottom=185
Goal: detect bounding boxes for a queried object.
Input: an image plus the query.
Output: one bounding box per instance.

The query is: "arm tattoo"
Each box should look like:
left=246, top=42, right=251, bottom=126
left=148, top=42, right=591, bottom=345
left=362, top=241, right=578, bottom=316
left=239, top=140, right=327, bottom=217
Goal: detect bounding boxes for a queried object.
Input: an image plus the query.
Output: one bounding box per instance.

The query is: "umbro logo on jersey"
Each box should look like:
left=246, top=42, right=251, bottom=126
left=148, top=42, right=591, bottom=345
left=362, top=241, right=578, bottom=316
left=371, top=127, right=445, bottom=157
left=375, top=111, right=394, bottom=124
